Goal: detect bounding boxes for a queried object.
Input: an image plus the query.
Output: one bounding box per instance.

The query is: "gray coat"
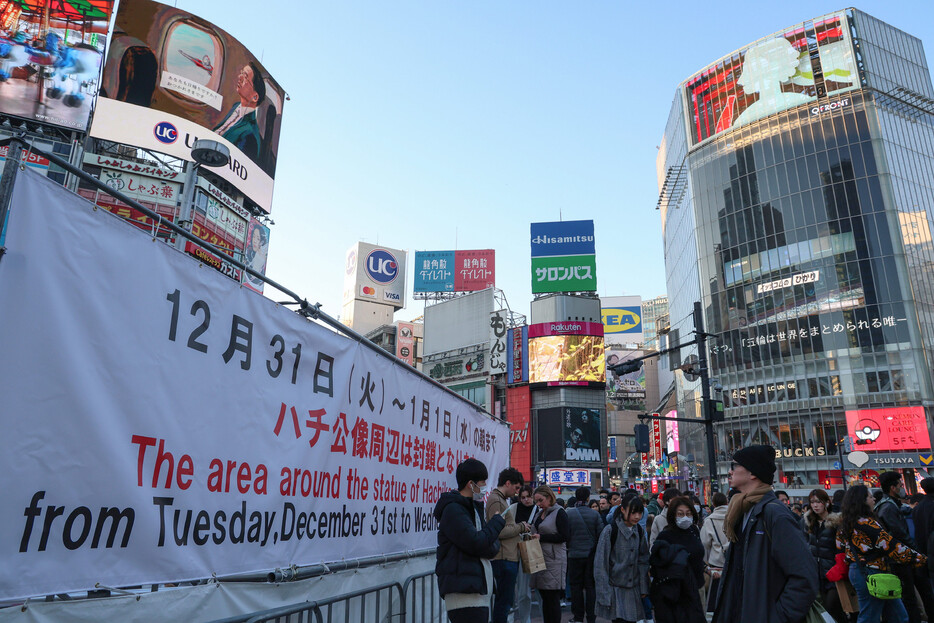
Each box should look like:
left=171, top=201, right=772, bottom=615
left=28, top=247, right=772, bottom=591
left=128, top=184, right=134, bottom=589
left=594, top=518, right=649, bottom=621
left=531, top=506, right=567, bottom=590
left=713, top=492, right=818, bottom=623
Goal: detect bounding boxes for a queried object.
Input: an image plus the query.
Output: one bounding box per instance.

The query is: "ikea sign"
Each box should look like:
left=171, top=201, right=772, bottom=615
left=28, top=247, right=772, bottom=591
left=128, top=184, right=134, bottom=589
left=602, top=307, right=642, bottom=334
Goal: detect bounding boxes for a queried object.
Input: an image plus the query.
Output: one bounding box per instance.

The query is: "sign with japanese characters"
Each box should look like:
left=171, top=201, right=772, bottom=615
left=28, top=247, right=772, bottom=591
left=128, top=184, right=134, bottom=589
left=413, top=249, right=495, bottom=293
left=530, top=220, right=597, bottom=294
left=845, top=406, right=931, bottom=453
left=99, top=167, right=181, bottom=206
left=396, top=322, right=416, bottom=366
left=545, top=469, right=591, bottom=487
left=489, top=310, right=508, bottom=375
left=0, top=170, right=507, bottom=602
left=507, top=325, right=529, bottom=384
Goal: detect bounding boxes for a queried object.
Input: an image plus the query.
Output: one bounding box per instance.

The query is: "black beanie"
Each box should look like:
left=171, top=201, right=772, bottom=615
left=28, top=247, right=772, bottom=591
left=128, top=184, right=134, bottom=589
left=732, top=445, right=776, bottom=485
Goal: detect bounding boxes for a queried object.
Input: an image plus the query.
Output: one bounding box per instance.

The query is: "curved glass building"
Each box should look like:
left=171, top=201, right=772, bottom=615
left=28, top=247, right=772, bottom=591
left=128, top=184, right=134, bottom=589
left=658, top=9, right=934, bottom=492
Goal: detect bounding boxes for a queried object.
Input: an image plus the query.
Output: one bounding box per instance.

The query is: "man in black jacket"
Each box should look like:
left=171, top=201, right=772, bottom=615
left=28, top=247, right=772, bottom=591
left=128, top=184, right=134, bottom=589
left=713, top=445, right=817, bottom=623
left=877, top=471, right=934, bottom=623
left=566, top=487, right=603, bottom=623
left=434, top=458, right=506, bottom=623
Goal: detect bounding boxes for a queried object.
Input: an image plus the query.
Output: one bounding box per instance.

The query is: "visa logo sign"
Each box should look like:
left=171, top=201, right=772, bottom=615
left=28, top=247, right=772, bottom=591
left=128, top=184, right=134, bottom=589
left=602, top=307, right=641, bottom=334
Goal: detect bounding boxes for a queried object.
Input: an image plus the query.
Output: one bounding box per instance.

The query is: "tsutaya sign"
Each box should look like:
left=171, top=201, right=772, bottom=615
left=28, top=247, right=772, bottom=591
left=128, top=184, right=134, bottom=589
left=0, top=170, right=507, bottom=601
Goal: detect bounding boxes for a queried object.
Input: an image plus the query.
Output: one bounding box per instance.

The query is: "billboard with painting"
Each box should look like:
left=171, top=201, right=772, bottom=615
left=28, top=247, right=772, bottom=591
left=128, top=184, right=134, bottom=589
left=91, top=0, right=285, bottom=213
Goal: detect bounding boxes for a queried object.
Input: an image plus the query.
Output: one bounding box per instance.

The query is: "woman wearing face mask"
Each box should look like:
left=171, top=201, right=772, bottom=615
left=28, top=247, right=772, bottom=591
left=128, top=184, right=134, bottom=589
left=530, top=485, right=569, bottom=623
left=594, top=494, right=650, bottom=623
left=649, top=496, right=706, bottom=623
left=513, top=485, right=537, bottom=623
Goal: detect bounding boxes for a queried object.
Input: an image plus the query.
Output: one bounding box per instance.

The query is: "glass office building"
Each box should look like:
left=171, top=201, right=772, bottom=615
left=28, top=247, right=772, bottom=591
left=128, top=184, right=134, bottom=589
left=658, top=9, right=934, bottom=490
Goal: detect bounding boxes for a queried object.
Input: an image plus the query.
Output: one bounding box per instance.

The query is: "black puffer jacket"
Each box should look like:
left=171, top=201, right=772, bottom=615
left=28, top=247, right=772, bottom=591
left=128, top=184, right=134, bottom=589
left=803, top=510, right=841, bottom=593
left=434, top=491, right=505, bottom=597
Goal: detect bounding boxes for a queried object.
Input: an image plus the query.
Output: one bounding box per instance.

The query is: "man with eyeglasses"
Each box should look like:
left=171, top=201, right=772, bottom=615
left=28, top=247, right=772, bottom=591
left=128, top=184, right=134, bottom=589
left=712, top=446, right=817, bottom=623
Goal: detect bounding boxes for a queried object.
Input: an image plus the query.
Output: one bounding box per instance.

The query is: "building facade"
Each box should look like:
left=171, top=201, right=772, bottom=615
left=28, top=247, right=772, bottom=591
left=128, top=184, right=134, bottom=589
left=659, top=9, right=934, bottom=492
left=641, top=295, right=669, bottom=352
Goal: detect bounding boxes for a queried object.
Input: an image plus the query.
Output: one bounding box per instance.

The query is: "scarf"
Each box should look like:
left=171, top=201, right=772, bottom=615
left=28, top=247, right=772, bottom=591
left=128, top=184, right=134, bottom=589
left=723, top=483, right=773, bottom=543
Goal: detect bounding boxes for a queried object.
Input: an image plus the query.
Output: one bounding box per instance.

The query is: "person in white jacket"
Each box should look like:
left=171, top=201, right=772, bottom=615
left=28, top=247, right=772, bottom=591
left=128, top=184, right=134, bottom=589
left=699, top=491, right=729, bottom=613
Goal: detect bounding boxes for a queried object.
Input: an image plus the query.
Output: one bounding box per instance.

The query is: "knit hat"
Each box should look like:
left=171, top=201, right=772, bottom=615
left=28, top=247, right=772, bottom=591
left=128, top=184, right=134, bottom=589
left=732, top=445, right=776, bottom=485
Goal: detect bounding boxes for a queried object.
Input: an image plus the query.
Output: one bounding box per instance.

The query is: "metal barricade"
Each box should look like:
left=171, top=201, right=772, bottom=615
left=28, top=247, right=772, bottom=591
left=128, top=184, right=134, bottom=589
left=400, top=570, right=445, bottom=623
left=206, top=569, right=446, bottom=623
left=208, top=581, right=403, bottom=623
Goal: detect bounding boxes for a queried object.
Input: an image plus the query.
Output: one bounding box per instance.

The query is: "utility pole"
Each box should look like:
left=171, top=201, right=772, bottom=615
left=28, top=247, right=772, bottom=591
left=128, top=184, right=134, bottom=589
left=694, top=301, right=718, bottom=488
left=615, top=300, right=723, bottom=494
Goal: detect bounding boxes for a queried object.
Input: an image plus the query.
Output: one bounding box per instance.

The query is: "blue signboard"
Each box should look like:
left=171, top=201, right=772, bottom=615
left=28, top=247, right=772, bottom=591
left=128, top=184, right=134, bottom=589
left=413, top=250, right=455, bottom=292
left=609, top=436, right=617, bottom=462
left=602, top=306, right=642, bottom=334
left=530, top=220, right=596, bottom=257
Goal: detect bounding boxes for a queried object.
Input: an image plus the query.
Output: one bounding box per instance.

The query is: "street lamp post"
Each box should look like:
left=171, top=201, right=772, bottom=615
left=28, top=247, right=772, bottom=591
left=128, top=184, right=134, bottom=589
left=174, top=139, right=230, bottom=251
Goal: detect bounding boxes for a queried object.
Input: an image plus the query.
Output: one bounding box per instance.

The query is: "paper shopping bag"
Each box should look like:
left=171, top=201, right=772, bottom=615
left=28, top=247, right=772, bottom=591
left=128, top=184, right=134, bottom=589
left=519, top=537, right=547, bottom=574
left=836, top=579, right=859, bottom=613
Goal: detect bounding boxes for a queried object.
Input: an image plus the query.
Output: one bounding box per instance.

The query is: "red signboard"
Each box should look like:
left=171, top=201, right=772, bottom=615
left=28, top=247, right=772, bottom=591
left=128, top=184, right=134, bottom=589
left=651, top=417, right=663, bottom=463
left=184, top=241, right=242, bottom=282
left=507, top=385, right=532, bottom=481
left=454, top=249, right=495, bottom=291
left=845, top=406, right=931, bottom=452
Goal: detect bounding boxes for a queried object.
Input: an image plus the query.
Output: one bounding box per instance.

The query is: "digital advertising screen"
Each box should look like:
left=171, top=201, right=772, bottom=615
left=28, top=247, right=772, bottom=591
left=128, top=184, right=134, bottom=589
left=92, top=0, right=285, bottom=213
left=564, top=407, right=602, bottom=462
left=528, top=322, right=605, bottom=386
left=685, top=11, right=858, bottom=145
left=605, top=348, right=646, bottom=411
left=0, top=0, right=113, bottom=130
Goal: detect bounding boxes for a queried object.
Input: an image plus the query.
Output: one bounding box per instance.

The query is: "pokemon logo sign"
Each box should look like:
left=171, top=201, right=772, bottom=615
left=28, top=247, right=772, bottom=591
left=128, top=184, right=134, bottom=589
left=845, top=406, right=931, bottom=452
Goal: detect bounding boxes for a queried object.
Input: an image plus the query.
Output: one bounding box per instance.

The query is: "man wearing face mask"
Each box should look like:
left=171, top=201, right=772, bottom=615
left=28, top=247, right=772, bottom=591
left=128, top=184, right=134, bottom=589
left=434, top=458, right=506, bottom=623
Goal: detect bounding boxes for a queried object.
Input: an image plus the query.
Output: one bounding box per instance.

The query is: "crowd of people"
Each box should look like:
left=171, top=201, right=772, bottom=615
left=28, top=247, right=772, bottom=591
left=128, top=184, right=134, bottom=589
left=434, top=449, right=934, bottom=623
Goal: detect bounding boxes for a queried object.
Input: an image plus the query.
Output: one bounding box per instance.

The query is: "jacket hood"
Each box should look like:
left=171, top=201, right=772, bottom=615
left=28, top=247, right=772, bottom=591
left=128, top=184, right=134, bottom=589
left=434, top=490, right=472, bottom=521
left=708, top=505, right=728, bottom=521
left=803, top=509, right=841, bottom=531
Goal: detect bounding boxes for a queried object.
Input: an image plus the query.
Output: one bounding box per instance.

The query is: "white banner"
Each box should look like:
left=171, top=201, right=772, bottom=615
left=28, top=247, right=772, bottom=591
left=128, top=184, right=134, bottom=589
left=0, top=171, right=507, bottom=601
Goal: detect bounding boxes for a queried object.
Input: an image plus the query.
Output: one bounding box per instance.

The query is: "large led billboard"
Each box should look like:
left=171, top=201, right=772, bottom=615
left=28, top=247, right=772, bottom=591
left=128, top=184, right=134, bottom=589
left=91, top=0, right=285, bottom=213
left=845, top=406, right=931, bottom=453
left=528, top=321, right=605, bottom=386
left=606, top=347, right=646, bottom=411
left=684, top=11, right=858, bottom=145
left=0, top=1, right=113, bottom=130
left=413, top=249, right=495, bottom=293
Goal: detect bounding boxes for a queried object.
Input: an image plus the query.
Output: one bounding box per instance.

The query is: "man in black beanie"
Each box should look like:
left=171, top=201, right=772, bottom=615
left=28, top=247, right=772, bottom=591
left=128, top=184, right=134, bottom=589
left=712, top=445, right=817, bottom=623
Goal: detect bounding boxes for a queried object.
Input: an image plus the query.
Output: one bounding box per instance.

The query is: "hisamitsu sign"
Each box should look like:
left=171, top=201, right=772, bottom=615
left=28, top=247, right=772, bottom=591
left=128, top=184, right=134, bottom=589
left=530, top=220, right=597, bottom=294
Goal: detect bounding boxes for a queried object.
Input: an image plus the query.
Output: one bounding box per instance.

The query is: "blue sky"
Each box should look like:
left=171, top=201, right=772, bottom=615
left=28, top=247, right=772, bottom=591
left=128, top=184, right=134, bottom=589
left=182, top=1, right=934, bottom=324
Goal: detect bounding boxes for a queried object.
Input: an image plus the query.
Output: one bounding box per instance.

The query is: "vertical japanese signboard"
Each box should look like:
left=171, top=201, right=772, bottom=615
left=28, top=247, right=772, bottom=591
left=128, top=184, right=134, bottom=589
left=489, top=310, right=508, bottom=375
left=530, top=220, right=597, bottom=294
left=651, top=417, right=663, bottom=463
left=507, top=325, right=529, bottom=384
left=396, top=322, right=416, bottom=366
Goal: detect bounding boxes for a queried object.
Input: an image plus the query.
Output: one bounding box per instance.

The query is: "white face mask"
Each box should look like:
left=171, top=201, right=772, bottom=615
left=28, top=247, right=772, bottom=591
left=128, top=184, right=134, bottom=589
left=471, top=483, right=485, bottom=502
left=676, top=516, right=694, bottom=530
left=693, top=505, right=701, bottom=513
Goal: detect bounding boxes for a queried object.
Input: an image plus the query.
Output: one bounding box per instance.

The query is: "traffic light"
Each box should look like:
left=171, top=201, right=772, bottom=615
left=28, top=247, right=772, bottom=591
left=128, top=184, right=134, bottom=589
left=843, top=436, right=854, bottom=453
left=708, top=399, right=724, bottom=422
left=634, top=423, right=650, bottom=454
left=612, top=360, right=643, bottom=375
